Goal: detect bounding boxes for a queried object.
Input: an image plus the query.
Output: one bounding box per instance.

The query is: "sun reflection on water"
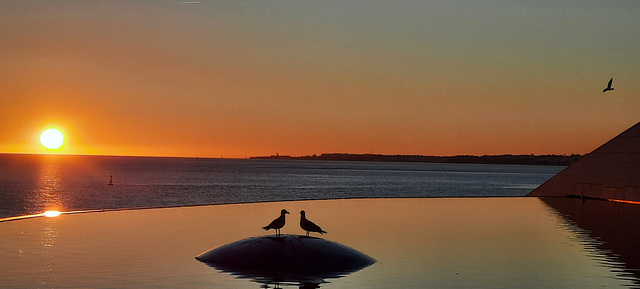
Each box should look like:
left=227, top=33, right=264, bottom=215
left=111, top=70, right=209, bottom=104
left=44, top=211, right=61, bottom=218
left=30, top=156, right=65, bottom=216
left=40, top=218, right=59, bottom=287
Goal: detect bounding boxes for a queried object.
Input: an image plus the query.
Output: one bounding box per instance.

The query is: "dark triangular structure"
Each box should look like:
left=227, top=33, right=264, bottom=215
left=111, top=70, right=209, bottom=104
left=528, top=122, right=640, bottom=202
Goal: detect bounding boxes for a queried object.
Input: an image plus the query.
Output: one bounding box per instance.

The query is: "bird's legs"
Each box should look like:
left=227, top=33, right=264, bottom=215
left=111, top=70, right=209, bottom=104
left=306, top=231, right=309, bottom=237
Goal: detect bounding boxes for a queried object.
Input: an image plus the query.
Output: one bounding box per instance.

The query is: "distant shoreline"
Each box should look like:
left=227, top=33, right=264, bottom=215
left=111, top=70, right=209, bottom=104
left=251, top=153, right=581, bottom=166
left=0, top=152, right=582, bottom=166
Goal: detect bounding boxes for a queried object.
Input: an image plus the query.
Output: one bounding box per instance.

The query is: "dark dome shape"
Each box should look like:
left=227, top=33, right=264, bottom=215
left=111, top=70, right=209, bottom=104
left=196, top=234, right=376, bottom=284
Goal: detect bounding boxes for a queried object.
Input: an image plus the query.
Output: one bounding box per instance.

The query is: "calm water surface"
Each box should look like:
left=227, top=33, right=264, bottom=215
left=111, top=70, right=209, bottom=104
left=0, top=198, right=638, bottom=288
left=6, top=154, right=634, bottom=288
left=0, top=154, right=563, bottom=218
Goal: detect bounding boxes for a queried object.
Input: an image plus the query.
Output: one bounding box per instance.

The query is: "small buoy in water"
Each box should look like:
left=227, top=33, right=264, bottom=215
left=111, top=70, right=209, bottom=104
left=108, top=175, right=114, bottom=186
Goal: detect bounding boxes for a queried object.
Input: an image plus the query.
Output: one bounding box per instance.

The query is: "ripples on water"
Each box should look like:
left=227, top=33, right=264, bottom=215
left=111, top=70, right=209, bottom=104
left=542, top=198, right=640, bottom=288
left=0, top=154, right=564, bottom=218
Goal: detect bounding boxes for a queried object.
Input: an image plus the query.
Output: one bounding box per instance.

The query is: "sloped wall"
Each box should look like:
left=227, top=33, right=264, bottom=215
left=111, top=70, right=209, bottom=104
left=528, top=122, right=640, bottom=202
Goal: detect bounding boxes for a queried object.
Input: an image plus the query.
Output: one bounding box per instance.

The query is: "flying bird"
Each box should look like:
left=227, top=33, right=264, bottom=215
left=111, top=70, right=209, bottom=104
left=300, top=210, right=327, bottom=236
left=262, top=209, right=289, bottom=236
left=603, top=78, right=614, bottom=93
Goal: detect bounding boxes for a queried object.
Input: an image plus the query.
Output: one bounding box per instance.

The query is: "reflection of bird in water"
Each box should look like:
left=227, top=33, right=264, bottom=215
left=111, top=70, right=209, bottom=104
left=262, top=209, right=289, bottom=236
left=300, top=210, right=327, bottom=236
left=603, top=78, right=614, bottom=93
left=299, top=281, right=320, bottom=289
left=261, top=282, right=281, bottom=289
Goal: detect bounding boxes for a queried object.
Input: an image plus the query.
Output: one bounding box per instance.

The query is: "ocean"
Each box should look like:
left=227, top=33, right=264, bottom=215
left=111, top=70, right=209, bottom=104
left=4, top=154, right=640, bottom=288
left=0, top=154, right=564, bottom=219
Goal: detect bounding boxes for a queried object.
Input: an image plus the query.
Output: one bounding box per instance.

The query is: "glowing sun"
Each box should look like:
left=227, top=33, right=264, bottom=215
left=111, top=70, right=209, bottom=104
left=40, top=128, right=65, bottom=150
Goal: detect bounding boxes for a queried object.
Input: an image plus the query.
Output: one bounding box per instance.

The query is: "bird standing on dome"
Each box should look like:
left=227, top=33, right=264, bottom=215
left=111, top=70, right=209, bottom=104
left=300, top=210, right=327, bottom=236
left=262, top=209, right=289, bottom=237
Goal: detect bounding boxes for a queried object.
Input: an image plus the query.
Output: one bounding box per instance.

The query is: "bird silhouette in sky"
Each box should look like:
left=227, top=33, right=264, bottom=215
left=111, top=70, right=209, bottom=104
left=300, top=210, right=327, bottom=236
left=603, top=78, right=614, bottom=93
left=262, top=209, right=289, bottom=237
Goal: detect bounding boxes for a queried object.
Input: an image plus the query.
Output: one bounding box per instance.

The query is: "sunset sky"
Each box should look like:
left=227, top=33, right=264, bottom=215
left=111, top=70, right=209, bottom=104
left=1, top=1, right=638, bottom=158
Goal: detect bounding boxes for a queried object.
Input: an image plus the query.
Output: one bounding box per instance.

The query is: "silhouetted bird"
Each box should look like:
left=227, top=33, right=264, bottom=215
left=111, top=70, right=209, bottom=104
left=262, top=209, right=289, bottom=236
left=603, top=78, right=614, bottom=93
left=300, top=210, right=327, bottom=236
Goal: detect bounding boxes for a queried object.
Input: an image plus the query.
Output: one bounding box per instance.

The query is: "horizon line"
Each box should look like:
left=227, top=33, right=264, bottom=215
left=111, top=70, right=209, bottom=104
left=0, top=151, right=583, bottom=160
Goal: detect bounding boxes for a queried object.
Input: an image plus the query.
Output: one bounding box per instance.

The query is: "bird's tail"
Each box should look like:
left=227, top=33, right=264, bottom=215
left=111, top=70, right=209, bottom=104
left=262, top=226, right=269, bottom=230
left=321, top=230, right=327, bottom=234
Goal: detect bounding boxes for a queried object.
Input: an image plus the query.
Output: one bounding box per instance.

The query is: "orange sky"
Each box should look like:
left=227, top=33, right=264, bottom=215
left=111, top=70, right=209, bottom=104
left=1, top=1, right=638, bottom=158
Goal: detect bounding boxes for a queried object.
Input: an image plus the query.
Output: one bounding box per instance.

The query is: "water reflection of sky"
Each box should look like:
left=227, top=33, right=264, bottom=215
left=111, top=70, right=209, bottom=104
left=33, top=157, right=64, bottom=214
left=0, top=155, right=564, bottom=219
left=541, top=197, right=640, bottom=288
left=0, top=198, right=637, bottom=288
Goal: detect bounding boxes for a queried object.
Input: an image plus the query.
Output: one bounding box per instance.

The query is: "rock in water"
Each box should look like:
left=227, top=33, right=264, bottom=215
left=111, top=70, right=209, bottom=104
left=196, top=234, right=375, bottom=282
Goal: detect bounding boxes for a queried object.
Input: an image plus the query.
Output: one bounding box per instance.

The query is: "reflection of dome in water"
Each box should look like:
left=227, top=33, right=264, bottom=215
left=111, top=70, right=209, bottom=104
left=196, top=234, right=376, bottom=285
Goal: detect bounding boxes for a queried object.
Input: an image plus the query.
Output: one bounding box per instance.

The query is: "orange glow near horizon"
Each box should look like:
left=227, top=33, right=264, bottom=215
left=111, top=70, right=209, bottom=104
left=44, top=210, right=62, bottom=218
left=1, top=2, right=638, bottom=159
left=0, top=119, right=635, bottom=159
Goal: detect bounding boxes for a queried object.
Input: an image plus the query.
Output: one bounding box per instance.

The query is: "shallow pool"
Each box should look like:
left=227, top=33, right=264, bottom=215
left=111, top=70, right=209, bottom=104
left=0, top=197, right=638, bottom=288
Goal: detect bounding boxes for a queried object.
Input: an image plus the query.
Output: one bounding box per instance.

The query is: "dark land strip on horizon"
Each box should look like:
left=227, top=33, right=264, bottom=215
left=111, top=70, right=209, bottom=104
left=251, top=153, right=581, bottom=166
left=0, top=152, right=581, bottom=166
